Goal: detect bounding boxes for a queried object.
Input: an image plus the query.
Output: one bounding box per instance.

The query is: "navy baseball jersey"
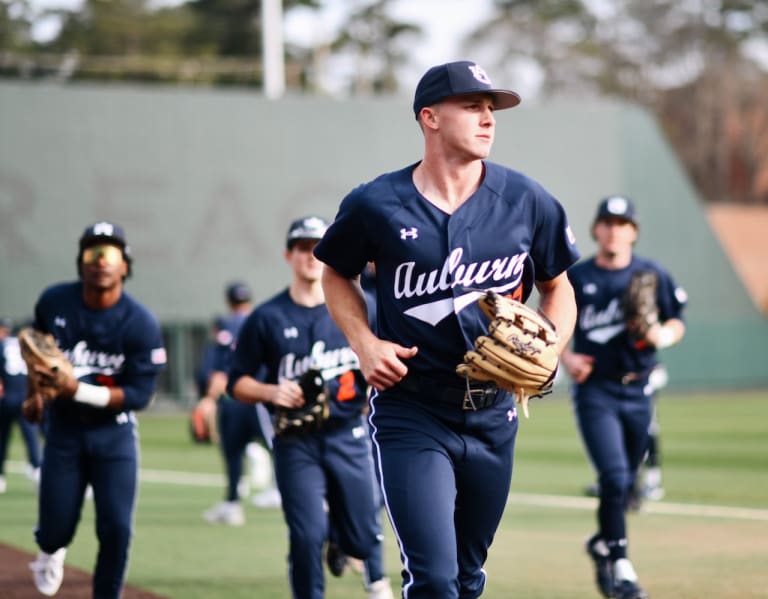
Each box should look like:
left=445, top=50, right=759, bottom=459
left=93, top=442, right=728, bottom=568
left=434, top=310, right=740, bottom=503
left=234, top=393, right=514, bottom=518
left=34, top=281, right=166, bottom=425
left=228, top=289, right=368, bottom=420
left=1, top=335, right=28, bottom=403
left=568, top=256, right=687, bottom=380
left=314, top=160, right=580, bottom=380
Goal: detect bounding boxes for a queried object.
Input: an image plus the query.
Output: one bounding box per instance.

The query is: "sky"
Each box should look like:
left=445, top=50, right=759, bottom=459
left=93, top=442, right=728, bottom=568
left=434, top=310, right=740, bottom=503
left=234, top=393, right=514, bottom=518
left=25, top=0, right=502, bottom=95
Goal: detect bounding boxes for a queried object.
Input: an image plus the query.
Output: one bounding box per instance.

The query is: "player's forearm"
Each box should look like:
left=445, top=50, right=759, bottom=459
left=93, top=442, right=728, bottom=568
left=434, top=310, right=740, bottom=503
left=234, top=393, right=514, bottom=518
left=230, top=375, right=276, bottom=405
left=321, top=265, right=377, bottom=355
left=536, top=272, right=577, bottom=354
left=205, top=370, right=228, bottom=399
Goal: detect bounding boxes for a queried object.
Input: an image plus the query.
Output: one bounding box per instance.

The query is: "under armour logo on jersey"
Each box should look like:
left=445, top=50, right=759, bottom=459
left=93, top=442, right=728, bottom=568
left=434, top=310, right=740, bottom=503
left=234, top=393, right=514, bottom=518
left=284, top=327, right=298, bottom=339
left=507, top=409, right=516, bottom=422
left=92, top=222, right=115, bottom=236
left=400, top=227, right=418, bottom=240
left=468, top=64, right=492, bottom=85
left=583, top=283, right=597, bottom=295
left=54, top=316, right=67, bottom=328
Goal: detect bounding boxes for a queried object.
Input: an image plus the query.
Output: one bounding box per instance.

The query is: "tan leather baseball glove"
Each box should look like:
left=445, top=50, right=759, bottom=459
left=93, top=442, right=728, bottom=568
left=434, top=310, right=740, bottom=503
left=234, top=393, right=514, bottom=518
left=456, top=291, right=559, bottom=418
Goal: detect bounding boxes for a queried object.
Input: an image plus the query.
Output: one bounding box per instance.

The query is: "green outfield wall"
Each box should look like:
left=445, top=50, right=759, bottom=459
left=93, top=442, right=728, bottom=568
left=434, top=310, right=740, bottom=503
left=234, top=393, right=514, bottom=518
left=1, top=81, right=766, bottom=398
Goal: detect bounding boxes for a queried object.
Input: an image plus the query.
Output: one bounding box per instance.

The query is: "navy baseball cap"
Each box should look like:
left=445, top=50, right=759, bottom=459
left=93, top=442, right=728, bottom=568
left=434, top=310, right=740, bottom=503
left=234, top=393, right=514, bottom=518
left=413, top=61, right=521, bottom=116
left=286, top=216, right=329, bottom=249
left=0, top=316, right=12, bottom=330
left=225, top=280, right=252, bottom=304
left=79, top=221, right=130, bottom=252
left=594, top=196, right=638, bottom=226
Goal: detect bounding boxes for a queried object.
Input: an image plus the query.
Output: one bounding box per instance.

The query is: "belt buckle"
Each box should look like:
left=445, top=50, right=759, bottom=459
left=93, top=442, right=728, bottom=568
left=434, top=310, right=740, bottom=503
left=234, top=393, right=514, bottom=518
left=621, top=372, right=638, bottom=385
left=463, top=389, right=478, bottom=411
left=462, top=382, right=495, bottom=411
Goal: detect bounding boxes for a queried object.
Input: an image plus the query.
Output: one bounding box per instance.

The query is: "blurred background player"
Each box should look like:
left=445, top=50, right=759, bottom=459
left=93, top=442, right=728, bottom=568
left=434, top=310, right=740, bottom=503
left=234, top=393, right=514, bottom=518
left=23, top=221, right=166, bottom=598
left=0, top=316, right=42, bottom=494
left=583, top=363, right=668, bottom=508
left=561, top=196, right=686, bottom=599
left=202, top=280, right=280, bottom=527
left=229, top=216, right=393, bottom=599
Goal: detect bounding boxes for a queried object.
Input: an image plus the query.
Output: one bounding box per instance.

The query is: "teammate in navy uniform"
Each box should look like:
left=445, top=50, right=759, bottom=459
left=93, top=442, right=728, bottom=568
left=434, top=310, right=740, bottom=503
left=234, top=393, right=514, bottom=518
left=314, top=61, right=580, bottom=598
left=0, top=317, right=42, bottom=494
left=202, top=281, right=280, bottom=526
left=228, top=216, right=393, bottom=599
left=561, top=197, right=686, bottom=599
left=24, top=221, right=166, bottom=598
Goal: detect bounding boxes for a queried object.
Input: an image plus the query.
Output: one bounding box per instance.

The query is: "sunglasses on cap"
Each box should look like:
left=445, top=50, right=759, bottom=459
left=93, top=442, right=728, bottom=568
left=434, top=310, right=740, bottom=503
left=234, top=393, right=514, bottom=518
left=81, top=244, right=124, bottom=266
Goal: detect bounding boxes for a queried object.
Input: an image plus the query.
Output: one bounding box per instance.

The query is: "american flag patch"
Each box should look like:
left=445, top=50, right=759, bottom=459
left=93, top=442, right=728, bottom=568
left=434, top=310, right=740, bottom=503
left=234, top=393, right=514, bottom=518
left=151, top=348, right=167, bottom=365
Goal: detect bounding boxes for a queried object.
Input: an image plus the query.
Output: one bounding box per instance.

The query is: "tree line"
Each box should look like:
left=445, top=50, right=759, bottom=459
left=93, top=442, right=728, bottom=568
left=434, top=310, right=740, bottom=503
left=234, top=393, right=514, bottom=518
left=2, top=0, right=767, bottom=205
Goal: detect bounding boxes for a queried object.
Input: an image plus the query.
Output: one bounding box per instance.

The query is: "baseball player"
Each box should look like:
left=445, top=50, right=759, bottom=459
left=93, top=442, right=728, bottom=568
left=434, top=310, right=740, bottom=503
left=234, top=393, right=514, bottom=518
left=314, top=61, right=580, bottom=598
left=0, top=317, right=42, bottom=494
left=23, top=221, right=167, bottom=598
left=228, top=216, right=393, bottom=599
left=561, top=196, right=687, bottom=599
left=202, top=280, right=281, bottom=526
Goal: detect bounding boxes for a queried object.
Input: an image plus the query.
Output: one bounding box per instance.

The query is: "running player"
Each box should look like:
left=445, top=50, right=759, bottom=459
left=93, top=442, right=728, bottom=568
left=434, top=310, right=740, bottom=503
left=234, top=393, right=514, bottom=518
left=314, top=61, right=580, bottom=598
left=228, top=216, right=393, bottom=599
left=561, top=196, right=686, bottom=599
left=0, top=317, right=42, bottom=494
left=202, top=280, right=281, bottom=526
left=24, top=221, right=166, bottom=598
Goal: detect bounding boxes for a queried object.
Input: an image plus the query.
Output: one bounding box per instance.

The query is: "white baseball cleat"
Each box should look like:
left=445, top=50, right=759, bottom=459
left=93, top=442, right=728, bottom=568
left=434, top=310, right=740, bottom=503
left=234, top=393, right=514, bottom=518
left=367, top=577, right=395, bottom=599
left=29, top=548, right=66, bottom=596
left=203, top=501, right=245, bottom=526
left=251, top=486, right=282, bottom=509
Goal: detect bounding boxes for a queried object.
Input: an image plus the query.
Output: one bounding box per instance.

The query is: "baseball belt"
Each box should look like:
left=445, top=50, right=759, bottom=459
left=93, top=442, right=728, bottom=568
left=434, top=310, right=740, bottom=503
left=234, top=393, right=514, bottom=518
left=397, top=373, right=501, bottom=411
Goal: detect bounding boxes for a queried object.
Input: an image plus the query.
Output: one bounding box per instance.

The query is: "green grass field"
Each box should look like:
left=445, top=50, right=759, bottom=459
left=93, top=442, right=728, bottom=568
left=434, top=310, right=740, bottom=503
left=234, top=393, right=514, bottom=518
left=1, top=389, right=766, bottom=598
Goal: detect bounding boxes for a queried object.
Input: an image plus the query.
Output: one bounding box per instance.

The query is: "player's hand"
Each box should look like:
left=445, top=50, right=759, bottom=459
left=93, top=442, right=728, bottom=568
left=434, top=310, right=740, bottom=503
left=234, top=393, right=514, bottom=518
left=270, top=379, right=305, bottom=409
left=561, top=352, right=595, bottom=384
left=357, top=339, right=418, bottom=391
left=32, top=364, right=78, bottom=400
left=22, top=393, right=44, bottom=423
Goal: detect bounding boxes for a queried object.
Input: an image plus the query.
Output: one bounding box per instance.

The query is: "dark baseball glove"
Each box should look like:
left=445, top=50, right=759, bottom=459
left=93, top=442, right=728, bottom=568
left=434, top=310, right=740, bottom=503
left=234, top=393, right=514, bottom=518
left=456, top=291, right=559, bottom=418
left=18, top=327, right=75, bottom=402
left=622, top=270, right=659, bottom=341
left=274, top=369, right=330, bottom=436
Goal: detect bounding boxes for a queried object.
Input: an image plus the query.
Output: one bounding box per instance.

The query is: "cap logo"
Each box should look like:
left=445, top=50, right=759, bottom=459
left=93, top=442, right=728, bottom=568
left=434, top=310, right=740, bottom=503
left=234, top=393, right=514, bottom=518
left=92, top=221, right=115, bottom=236
left=606, top=196, right=629, bottom=215
left=302, top=216, right=326, bottom=231
left=468, top=64, right=492, bottom=85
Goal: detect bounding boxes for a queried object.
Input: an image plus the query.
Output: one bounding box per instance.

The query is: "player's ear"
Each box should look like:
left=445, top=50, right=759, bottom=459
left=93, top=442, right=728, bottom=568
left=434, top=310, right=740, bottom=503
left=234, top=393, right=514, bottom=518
left=421, top=106, right=439, bottom=130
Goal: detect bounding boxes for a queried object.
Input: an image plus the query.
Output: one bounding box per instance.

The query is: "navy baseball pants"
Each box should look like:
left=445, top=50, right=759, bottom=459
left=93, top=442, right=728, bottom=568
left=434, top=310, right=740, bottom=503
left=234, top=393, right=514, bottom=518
left=0, top=397, right=41, bottom=473
left=369, top=388, right=518, bottom=599
left=573, top=380, right=652, bottom=551
left=36, top=415, right=138, bottom=599
left=217, top=395, right=273, bottom=501
left=274, top=417, right=385, bottom=599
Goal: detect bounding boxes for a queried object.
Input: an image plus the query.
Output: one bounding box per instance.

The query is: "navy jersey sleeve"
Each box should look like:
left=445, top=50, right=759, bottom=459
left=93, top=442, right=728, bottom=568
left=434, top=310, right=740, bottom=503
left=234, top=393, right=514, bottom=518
left=314, top=185, right=375, bottom=279
left=528, top=185, right=581, bottom=281
left=227, top=309, right=269, bottom=393
left=118, top=305, right=166, bottom=411
left=654, top=264, right=687, bottom=323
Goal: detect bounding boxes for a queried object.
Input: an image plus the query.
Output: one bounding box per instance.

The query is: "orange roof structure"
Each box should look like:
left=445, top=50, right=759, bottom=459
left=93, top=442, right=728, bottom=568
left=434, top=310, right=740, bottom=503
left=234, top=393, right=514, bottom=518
left=707, top=204, right=768, bottom=313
